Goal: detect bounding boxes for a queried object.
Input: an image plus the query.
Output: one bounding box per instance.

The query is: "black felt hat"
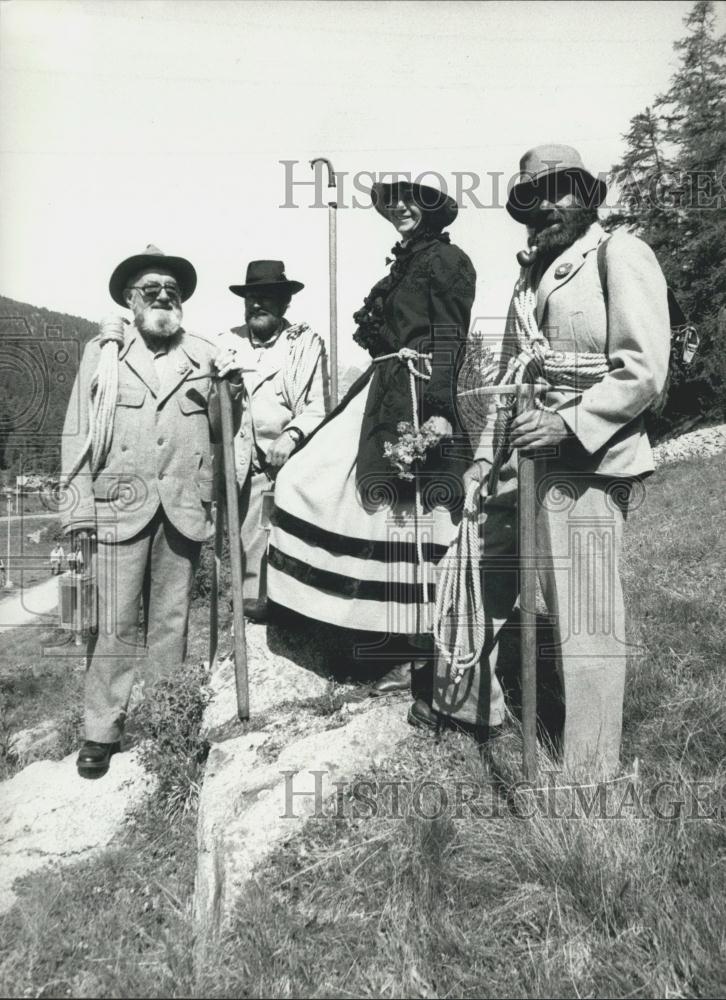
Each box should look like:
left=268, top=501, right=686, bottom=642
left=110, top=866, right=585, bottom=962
left=229, top=260, right=304, bottom=298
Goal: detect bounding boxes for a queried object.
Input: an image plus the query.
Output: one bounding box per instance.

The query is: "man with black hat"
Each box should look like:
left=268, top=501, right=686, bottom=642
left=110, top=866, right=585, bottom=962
left=437, top=145, right=671, bottom=776
left=219, top=260, right=327, bottom=621
left=61, top=245, right=242, bottom=778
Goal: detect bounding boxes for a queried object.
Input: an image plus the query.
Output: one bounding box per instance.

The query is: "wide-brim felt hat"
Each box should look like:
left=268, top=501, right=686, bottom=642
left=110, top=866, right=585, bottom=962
left=371, top=178, right=459, bottom=230
left=506, top=144, right=607, bottom=224
left=229, top=260, right=304, bottom=298
left=109, top=244, right=197, bottom=306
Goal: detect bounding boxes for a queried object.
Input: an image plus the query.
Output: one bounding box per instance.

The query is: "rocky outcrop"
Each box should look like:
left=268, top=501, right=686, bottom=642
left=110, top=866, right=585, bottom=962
left=0, top=747, right=155, bottom=913
left=9, top=719, right=61, bottom=765
left=193, top=620, right=411, bottom=959
left=194, top=699, right=409, bottom=954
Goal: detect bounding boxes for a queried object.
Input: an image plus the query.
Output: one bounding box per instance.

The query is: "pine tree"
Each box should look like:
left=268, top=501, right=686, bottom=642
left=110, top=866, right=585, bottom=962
left=609, top=0, right=726, bottom=429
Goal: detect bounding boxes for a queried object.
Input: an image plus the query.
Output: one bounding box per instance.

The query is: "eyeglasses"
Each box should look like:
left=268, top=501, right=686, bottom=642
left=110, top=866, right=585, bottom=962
left=127, top=282, right=182, bottom=303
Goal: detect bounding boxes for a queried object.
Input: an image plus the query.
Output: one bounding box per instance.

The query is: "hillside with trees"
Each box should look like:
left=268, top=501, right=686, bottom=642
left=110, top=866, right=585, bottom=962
left=0, top=295, right=98, bottom=481
left=607, top=0, right=726, bottom=433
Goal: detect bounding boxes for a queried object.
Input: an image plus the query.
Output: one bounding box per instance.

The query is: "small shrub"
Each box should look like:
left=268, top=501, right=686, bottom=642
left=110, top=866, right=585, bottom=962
left=134, top=662, right=211, bottom=822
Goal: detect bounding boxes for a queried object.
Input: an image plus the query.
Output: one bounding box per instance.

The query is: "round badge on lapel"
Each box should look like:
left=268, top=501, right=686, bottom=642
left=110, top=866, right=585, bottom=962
left=555, top=263, right=573, bottom=279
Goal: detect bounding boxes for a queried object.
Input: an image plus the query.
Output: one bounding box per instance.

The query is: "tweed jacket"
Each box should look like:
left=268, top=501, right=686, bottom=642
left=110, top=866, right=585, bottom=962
left=216, top=320, right=327, bottom=489
left=61, top=325, right=241, bottom=543
left=474, top=222, right=670, bottom=478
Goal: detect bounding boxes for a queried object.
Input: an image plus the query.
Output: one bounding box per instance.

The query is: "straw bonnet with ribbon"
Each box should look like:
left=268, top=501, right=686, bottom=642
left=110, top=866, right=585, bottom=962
left=109, top=244, right=197, bottom=307
left=370, top=175, right=459, bottom=232
left=506, top=144, right=607, bottom=224
left=229, top=260, right=304, bottom=298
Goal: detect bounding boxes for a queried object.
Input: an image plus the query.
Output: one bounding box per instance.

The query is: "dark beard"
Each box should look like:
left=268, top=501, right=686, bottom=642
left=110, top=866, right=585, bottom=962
left=247, top=313, right=282, bottom=341
left=533, top=206, right=598, bottom=265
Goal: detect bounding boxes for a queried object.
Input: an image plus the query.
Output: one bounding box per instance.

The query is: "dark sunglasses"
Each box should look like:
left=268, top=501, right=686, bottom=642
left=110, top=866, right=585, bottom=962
left=127, top=282, right=182, bottom=303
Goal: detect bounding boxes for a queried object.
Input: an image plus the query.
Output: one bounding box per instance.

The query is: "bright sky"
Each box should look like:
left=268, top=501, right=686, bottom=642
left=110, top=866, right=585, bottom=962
left=1, top=0, right=722, bottom=370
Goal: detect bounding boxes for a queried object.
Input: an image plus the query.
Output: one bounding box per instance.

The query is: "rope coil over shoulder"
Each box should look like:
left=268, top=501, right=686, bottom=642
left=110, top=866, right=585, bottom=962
left=282, top=322, right=326, bottom=417
left=64, top=315, right=127, bottom=487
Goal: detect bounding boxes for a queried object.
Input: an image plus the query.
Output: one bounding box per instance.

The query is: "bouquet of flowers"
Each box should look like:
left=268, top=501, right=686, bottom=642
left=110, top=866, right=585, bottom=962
left=383, top=416, right=450, bottom=480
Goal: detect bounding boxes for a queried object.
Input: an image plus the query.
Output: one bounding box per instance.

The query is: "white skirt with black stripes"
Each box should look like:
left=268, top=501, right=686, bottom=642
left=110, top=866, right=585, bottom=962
left=267, top=381, right=459, bottom=637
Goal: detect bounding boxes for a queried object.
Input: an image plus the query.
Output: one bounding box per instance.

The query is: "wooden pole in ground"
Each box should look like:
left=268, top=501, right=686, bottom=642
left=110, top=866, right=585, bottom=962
left=516, top=384, right=538, bottom=780
left=310, top=157, right=338, bottom=408
left=209, top=492, right=223, bottom=672
left=217, top=379, right=249, bottom=721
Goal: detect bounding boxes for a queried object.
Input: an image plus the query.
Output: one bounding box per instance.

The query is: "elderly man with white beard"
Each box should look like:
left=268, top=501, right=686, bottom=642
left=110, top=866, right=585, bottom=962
left=61, top=245, right=242, bottom=779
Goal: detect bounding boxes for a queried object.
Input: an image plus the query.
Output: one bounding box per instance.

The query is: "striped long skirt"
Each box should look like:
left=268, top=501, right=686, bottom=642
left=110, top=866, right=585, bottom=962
left=267, top=382, right=458, bottom=639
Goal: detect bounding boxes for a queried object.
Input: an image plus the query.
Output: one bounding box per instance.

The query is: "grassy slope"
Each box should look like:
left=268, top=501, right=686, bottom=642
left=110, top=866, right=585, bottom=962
left=1, top=455, right=725, bottom=999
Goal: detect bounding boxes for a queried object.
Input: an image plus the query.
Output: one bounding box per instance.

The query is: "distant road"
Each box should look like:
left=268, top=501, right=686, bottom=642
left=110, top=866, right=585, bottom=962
left=0, top=512, right=59, bottom=523
left=0, top=576, right=58, bottom=632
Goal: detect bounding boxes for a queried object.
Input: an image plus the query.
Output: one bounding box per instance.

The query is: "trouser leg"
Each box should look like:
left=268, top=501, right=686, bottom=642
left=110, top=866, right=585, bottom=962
left=84, top=520, right=153, bottom=743
left=434, top=491, right=519, bottom=726
left=536, top=473, right=628, bottom=777
left=145, top=512, right=202, bottom=686
left=239, top=470, right=272, bottom=615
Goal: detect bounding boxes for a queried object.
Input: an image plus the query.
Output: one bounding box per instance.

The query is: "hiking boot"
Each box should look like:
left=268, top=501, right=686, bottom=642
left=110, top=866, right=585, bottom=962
left=370, top=662, right=411, bottom=696
left=76, top=740, right=120, bottom=780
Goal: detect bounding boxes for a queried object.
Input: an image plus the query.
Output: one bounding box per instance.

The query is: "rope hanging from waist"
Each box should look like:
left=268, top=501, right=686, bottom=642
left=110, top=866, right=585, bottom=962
left=373, top=347, right=433, bottom=629
left=432, top=479, right=484, bottom=681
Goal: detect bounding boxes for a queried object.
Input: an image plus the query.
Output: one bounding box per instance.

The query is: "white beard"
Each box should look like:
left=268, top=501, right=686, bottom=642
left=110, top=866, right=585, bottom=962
left=135, top=304, right=183, bottom=339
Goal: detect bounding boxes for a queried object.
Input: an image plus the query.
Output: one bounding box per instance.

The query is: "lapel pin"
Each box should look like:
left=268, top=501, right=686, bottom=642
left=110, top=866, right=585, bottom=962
left=555, top=263, right=573, bottom=279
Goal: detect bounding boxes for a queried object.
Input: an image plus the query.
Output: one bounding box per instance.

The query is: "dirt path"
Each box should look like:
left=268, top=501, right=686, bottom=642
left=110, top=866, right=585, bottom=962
left=0, top=512, right=59, bottom=523
left=0, top=576, right=59, bottom=632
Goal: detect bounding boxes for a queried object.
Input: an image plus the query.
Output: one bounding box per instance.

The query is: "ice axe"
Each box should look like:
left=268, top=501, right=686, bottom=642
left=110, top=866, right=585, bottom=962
left=209, top=378, right=249, bottom=720
left=310, top=157, right=338, bottom=408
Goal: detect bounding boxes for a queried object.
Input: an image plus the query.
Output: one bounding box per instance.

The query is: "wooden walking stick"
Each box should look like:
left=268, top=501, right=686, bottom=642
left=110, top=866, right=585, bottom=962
left=310, top=157, right=338, bottom=408
left=217, top=379, right=249, bottom=721
left=516, top=384, right=538, bottom=780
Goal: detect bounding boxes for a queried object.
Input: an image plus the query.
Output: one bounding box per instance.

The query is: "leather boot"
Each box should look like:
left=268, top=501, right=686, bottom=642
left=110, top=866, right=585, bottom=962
left=369, top=662, right=411, bottom=696
left=407, top=698, right=442, bottom=732
left=76, top=740, right=121, bottom=780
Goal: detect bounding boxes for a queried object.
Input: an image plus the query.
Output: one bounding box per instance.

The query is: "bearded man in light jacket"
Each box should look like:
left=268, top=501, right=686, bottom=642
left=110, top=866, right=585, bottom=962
left=61, top=245, right=242, bottom=778
left=217, top=260, right=327, bottom=621
left=431, top=145, right=671, bottom=776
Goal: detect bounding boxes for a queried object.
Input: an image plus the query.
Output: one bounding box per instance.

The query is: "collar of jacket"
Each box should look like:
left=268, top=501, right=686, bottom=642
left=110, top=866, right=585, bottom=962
left=118, top=325, right=198, bottom=364
left=118, top=325, right=199, bottom=398
left=388, top=229, right=451, bottom=266
left=535, top=221, right=606, bottom=327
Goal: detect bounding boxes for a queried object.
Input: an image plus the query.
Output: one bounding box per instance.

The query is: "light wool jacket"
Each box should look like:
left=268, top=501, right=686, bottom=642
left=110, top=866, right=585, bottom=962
left=61, top=325, right=240, bottom=543
left=475, top=222, right=671, bottom=478
left=216, top=320, right=327, bottom=488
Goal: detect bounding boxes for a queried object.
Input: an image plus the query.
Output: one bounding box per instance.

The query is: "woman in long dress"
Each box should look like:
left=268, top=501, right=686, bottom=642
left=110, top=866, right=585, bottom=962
left=267, top=177, right=476, bottom=724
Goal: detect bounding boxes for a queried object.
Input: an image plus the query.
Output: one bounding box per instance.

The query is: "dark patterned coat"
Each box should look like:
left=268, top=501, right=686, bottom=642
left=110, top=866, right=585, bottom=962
left=312, top=231, right=476, bottom=511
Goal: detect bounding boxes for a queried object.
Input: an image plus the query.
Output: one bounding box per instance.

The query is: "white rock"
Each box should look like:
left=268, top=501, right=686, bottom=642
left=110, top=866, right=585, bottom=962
left=202, top=622, right=331, bottom=735
left=0, top=746, right=155, bottom=914
left=193, top=701, right=409, bottom=955
left=8, top=719, right=60, bottom=764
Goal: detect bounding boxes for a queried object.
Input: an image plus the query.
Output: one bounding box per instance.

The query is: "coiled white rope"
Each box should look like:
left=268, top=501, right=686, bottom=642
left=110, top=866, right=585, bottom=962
left=433, top=479, right=485, bottom=682
left=487, top=268, right=610, bottom=494
left=63, top=315, right=127, bottom=486
left=373, top=346, right=433, bottom=630
left=282, top=322, right=326, bottom=417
